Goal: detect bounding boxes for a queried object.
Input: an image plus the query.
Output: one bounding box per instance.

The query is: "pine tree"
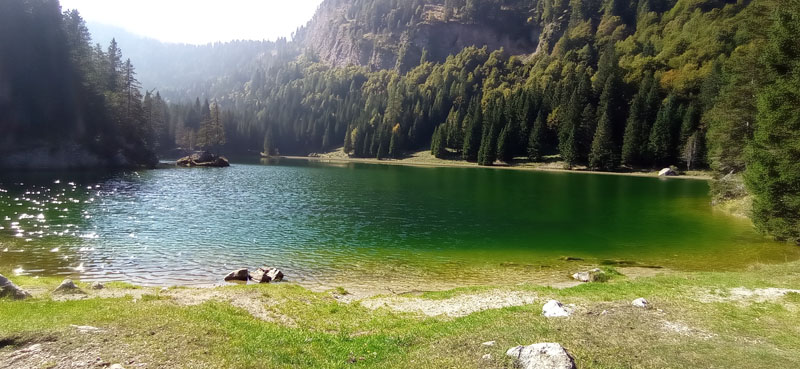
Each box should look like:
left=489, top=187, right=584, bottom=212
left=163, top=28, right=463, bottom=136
left=648, top=94, right=679, bottom=167
left=745, top=3, right=800, bottom=244
left=496, top=123, right=513, bottom=163
left=527, top=110, right=547, bottom=161
left=589, top=108, right=617, bottom=170
left=622, top=73, right=656, bottom=166
left=462, top=99, right=482, bottom=161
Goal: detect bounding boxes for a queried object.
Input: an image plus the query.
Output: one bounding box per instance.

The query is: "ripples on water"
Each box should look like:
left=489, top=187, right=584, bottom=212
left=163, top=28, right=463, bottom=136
left=0, top=160, right=798, bottom=287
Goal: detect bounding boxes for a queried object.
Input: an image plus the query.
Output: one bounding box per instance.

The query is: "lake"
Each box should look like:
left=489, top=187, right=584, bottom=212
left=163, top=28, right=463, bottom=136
left=1, top=159, right=797, bottom=289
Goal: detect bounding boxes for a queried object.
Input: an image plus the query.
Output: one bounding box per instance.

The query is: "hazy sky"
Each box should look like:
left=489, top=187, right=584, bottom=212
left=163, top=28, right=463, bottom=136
left=59, top=0, right=324, bottom=44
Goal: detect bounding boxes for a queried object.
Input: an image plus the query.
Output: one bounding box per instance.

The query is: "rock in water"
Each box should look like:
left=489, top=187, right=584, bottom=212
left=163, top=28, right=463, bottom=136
left=224, top=268, right=249, bottom=281
left=176, top=151, right=230, bottom=167
left=249, top=267, right=284, bottom=283
left=266, top=268, right=284, bottom=282
left=506, top=343, right=576, bottom=369
left=0, top=273, right=31, bottom=299
left=542, top=300, right=571, bottom=318
left=571, top=268, right=606, bottom=283
left=658, top=167, right=677, bottom=176
left=54, top=279, right=84, bottom=294
left=632, top=297, right=649, bottom=308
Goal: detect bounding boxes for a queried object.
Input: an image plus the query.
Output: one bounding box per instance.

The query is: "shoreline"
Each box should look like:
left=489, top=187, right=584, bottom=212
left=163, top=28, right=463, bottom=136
left=276, top=151, right=712, bottom=181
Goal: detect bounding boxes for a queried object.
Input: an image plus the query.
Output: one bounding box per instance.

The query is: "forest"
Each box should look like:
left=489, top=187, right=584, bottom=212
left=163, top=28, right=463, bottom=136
left=1, top=0, right=798, bottom=243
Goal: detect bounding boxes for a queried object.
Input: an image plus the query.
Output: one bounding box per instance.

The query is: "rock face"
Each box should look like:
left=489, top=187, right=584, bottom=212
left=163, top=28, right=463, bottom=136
left=176, top=151, right=230, bottom=167
left=296, top=1, right=539, bottom=71
left=0, top=274, right=31, bottom=299
left=542, top=300, right=571, bottom=318
left=249, top=267, right=284, bottom=283
left=224, top=268, right=249, bottom=281
left=506, top=343, right=577, bottom=369
left=632, top=297, right=649, bottom=308
left=571, top=268, right=606, bottom=283
left=54, top=279, right=84, bottom=294
left=658, top=167, right=677, bottom=176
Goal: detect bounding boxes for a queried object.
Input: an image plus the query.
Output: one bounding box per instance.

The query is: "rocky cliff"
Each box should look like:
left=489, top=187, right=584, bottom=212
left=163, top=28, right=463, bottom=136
left=296, top=0, right=546, bottom=71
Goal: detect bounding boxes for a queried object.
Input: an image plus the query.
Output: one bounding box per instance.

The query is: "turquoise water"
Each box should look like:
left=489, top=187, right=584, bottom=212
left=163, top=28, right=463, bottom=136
left=0, top=159, right=797, bottom=287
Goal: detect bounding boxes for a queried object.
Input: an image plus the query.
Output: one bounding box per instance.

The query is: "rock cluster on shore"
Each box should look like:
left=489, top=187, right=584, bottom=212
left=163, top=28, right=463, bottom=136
left=176, top=151, right=230, bottom=167
left=224, top=267, right=284, bottom=283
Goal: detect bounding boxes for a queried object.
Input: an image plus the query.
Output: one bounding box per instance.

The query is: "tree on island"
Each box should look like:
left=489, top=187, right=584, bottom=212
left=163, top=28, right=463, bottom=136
left=198, top=101, right=226, bottom=154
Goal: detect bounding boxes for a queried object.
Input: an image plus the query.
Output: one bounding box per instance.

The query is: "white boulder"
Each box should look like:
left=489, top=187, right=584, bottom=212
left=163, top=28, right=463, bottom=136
left=658, top=168, right=677, bottom=176
left=542, top=300, right=571, bottom=318
left=632, top=297, right=649, bottom=308
left=506, top=343, right=576, bottom=369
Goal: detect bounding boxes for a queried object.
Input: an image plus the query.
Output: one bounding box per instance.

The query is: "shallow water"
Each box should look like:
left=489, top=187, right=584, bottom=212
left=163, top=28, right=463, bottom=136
left=0, top=159, right=797, bottom=287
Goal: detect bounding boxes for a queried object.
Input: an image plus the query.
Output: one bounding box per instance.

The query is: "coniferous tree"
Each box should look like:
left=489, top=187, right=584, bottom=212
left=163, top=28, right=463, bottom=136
left=462, top=99, right=483, bottom=161
left=527, top=110, right=547, bottom=161
left=622, top=73, right=655, bottom=166
left=745, top=2, right=800, bottom=244
left=590, top=78, right=620, bottom=170
left=496, top=124, right=513, bottom=163
left=648, top=94, right=679, bottom=167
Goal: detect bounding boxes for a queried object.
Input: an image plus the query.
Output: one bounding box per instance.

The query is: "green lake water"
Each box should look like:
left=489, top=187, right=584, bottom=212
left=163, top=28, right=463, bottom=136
left=0, top=158, right=797, bottom=288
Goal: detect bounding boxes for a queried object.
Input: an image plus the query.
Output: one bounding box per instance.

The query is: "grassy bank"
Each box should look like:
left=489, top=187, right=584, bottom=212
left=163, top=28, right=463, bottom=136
left=279, top=148, right=713, bottom=181
left=3, top=260, right=800, bottom=368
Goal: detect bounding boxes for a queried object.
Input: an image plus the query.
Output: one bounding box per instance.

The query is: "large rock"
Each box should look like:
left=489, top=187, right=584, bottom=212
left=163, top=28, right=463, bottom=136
left=506, top=343, right=576, bottom=369
left=542, top=300, right=571, bottom=318
left=571, top=268, right=606, bottom=283
left=176, top=151, right=230, bottom=167
left=0, top=274, right=31, bottom=299
left=249, top=267, right=284, bottom=283
left=658, top=167, right=677, bottom=176
left=224, top=268, right=249, bottom=281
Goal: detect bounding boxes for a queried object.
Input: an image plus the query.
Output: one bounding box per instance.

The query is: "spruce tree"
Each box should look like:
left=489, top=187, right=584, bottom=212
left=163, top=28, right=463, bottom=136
left=745, top=3, right=800, bottom=244
left=496, top=124, right=512, bottom=163
left=527, top=110, right=547, bottom=161
left=462, top=103, right=482, bottom=161
left=622, top=73, right=653, bottom=166
left=589, top=108, right=617, bottom=170
left=648, top=94, right=679, bottom=167
left=590, top=78, right=620, bottom=170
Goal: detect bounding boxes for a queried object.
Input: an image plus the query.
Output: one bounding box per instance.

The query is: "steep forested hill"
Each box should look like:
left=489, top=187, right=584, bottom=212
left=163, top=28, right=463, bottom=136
left=0, top=0, right=158, bottom=169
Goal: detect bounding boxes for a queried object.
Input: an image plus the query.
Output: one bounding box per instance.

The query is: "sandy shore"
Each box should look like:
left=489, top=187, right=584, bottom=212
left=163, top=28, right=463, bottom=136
left=276, top=148, right=712, bottom=181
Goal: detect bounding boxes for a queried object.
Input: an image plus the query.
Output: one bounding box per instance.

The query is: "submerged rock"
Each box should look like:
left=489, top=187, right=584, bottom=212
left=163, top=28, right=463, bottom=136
left=632, top=297, right=649, bottom=308
left=249, top=267, right=284, bottom=283
left=572, top=268, right=607, bottom=283
left=506, top=342, right=576, bottom=369
left=542, top=300, right=572, bottom=318
left=176, top=151, right=230, bottom=167
left=0, top=273, right=31, bottom=300
left=224, top=268, right=249, bottom=281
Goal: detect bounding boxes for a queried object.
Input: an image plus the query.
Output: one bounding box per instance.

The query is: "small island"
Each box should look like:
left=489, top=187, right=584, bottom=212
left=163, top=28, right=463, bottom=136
left=176, top=151, right=230, bottom=167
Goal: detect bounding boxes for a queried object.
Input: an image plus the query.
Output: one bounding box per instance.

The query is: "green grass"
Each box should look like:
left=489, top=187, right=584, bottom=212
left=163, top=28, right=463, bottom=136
left=2, top=261, right=800, bottom=368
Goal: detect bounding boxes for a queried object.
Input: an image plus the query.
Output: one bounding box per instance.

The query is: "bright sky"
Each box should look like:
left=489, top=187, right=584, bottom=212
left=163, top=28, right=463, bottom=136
left=59, top=0, right=324, bottom=44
